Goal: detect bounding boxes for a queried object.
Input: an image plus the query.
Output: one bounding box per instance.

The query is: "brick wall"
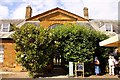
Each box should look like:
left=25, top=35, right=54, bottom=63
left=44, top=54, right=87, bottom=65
left=1, top=39, right=16, bottom=68
left=1, top=39, right=24, bottom=71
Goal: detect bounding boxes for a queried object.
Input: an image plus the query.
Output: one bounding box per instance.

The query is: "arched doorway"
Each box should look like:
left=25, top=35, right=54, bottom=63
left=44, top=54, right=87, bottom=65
left=49, top=24, right=63, bottom=66
left=48, top=23, right=63, bottom=29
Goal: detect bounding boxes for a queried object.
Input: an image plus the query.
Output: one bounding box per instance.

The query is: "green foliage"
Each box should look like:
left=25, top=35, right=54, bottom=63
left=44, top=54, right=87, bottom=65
left=50, top=24, right=112, bottom=74
left=51, top=24, right=109, bottom=63
left=12, top=23, right=111, bottom=77
left=12, top=23, right=55, bottom=77
left=10, top=24, right=18, bottom=31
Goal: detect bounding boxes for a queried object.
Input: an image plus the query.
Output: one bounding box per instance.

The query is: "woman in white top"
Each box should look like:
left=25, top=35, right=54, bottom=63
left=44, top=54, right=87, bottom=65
left=108, top=56, right=116, bottom=75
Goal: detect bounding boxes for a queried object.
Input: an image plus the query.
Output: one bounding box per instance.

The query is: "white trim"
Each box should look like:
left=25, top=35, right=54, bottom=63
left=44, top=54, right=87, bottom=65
left=26, top=21, right=40, bottom=22
left=0, top=45, right=4, bottom=63
left=16, top=20, right=26, bottom=28
left=1, top=23, right=10, bottom=32
left=105, top=23, right=113, bottom=32
left=0, top=72, right=14, bottom=74
left=99, top=34, right=120, bottom=47
left=0, top=24, right=3, bottom=32
left=0, top=32, right=15, bottom=38
left=0, top=51, right=4, bottom=54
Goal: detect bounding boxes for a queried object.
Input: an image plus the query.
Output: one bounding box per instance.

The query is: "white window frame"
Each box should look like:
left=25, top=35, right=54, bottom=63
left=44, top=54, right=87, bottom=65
left=0, top=23, right=10, bottom=32
left=0, top=45, right=4, bottom=63
left=105, top=23, right=113, bottom=32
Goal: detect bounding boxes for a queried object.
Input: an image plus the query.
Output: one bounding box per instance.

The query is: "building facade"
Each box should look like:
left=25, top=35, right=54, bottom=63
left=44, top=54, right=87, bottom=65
left=0, top=6, right=118, bottom=71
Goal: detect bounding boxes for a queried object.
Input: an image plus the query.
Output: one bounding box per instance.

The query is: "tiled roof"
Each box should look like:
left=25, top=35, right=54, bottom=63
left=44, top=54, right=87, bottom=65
left=0, top=19, right=118, bottom=38
left=23, top=21, right=40, bottom=27
left=0, top=19, right=25, bottom=26
left=76, top=21, right=94, bottom=30
left=0, top=20, right=40, bottom=38
left=0, top=19, right=25, bottom=38
left=90, top=20, right=119, bottom=35
left=90, top=19, right=117, bottom=28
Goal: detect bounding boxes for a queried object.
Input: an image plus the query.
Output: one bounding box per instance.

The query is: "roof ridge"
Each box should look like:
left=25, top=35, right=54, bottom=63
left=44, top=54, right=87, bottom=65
left=26, top=7, right=88, bottom=21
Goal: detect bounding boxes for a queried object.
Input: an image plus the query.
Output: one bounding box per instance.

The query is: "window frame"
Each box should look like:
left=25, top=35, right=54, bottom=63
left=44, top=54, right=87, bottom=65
left=0, top=45, right=4, bottom=63
left=105, top=23, right=113, bottom=32
left=0, top=23, right=10, bottom=32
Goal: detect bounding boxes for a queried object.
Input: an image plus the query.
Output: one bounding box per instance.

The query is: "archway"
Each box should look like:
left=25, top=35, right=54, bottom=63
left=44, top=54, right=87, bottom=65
left=48, top=23, right=63, bottom=29
left=49, top=23, right=63, bottom=66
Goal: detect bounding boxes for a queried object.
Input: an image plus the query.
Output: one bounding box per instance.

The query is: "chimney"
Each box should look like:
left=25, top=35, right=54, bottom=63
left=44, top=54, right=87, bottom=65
left=83, top=7, right=89, bottom=19
left=25, top=5, right=32, bottom=19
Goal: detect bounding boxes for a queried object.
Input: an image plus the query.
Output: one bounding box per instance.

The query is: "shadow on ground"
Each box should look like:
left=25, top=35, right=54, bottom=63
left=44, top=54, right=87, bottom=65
left=35, top=66, right=67, bottom=78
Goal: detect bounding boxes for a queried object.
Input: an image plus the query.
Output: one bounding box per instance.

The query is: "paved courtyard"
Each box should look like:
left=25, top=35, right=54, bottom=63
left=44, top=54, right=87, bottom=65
left=0, top=72, right=119, bottom=79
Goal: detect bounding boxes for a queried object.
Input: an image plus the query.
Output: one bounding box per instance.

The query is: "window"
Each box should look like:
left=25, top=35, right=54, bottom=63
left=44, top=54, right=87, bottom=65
left=0, top=45, right=4, bottom=62
left=1, top=23, right=10, bottom=32
left=105, top=24, right=113, bottom=32
left=49, top=24, right=63, bottom=29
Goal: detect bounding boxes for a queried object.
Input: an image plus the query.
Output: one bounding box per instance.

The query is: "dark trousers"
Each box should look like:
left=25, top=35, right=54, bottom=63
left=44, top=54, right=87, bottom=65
left=115, top=67, right=120, bottom=75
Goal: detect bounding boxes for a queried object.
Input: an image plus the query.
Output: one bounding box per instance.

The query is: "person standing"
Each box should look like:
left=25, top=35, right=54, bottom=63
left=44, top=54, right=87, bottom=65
left=94, top=57, right=100, bottom=75
left=108, top=56, right=116, bottom=75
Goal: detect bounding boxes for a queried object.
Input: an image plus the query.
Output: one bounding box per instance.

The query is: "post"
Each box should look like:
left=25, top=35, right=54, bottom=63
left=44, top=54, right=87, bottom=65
left=75, top=63, right=77, bottom=77
left=83, top=63, right=84, bottom=78
left=69, top=62, right=74, bottom=76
